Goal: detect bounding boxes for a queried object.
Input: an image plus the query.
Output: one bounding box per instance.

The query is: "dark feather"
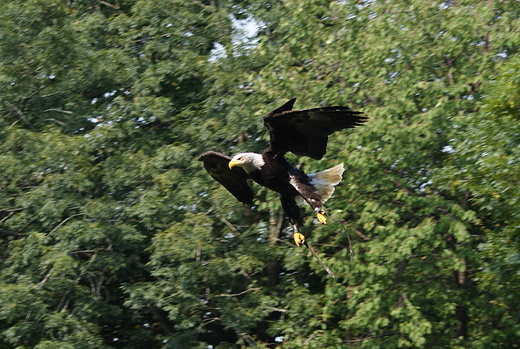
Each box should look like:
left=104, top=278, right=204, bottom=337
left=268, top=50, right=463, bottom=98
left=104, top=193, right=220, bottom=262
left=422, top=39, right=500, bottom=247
left=264, top=99, right=367, bottom=160
left=280, top=194, right=304, bottom=227
left=268, top=97, right=296, bottom=115
left=198, top=151, right=254, bottom=205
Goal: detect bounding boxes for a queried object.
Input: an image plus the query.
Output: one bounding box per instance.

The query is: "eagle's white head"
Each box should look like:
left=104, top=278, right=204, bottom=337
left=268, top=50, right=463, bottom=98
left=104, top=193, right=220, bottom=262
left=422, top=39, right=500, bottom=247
left=228, top=152, right=265, bottom=173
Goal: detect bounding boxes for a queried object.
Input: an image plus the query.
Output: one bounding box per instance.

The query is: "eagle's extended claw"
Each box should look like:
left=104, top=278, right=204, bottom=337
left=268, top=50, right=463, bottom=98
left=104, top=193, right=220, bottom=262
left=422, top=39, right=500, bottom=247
left=293, top=232, right=306, bottom=247
left=316, top=210, right=327, bottom=225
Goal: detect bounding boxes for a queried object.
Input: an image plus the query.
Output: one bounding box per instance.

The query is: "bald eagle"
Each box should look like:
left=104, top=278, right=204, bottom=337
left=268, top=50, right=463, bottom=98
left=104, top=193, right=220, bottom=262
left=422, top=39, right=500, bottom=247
left=199, top=98, right=366, bottom=277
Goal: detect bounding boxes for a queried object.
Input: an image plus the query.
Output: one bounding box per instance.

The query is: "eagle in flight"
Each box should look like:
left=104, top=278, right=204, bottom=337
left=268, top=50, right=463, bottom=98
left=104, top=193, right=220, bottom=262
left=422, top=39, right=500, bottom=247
left=199, top=98, right=366, bottom=277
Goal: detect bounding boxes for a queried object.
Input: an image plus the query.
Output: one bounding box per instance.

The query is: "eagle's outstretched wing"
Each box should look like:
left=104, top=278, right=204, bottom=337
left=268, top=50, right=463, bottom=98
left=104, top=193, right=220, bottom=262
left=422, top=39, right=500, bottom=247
left=264, top=98, right=367, bottom=160
left=198, top=151, right=254, bottom=205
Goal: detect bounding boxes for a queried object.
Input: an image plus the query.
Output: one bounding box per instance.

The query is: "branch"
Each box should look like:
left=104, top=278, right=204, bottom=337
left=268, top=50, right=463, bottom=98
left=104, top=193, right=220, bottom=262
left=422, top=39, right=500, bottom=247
left=5, top=206, right=29, bottom=212
left=0, top=229, right=28, bottom=237
left=392, top=179, right=414, bottom=196
left=44, top=108, right=72, bottom=114
left=48, top=214, right=83, bottom=236
left=34, top=268, right=54, bottom=290
left=354, top=229, right=370, bottom=240
left=304, top=333, right=318, bottom=345
left=343, top=332, right=397, bottom=343
left=201, top=317, right=221, bottom=326
left=265, top=306, right=288, bottom=313
left=99, top=0, right=120, bottom=9
left=10, top=106, right=37, bottom=131
left=44, top=118, right=66, bottom=126
left=1, top=211, right=14, bottom=224
left=213, top=287, right=261, bottom=297
left=70, top=249, right=96, bottom=254
left=218, top=216, right=241, bottom=235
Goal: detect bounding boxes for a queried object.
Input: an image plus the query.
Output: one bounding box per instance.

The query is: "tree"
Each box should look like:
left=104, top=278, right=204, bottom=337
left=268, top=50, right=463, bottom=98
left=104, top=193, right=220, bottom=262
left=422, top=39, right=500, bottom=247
left=0, top=0, right=240, bottom=347
left=438, top=55, right=520, bottom=343
left=213, top=0, right=520, bottom=347
left=1, top=0, right=520, bottom=348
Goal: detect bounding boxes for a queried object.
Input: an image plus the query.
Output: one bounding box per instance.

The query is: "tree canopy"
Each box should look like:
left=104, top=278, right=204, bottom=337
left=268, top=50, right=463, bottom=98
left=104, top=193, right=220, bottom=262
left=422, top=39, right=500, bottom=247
left=1, top=0, right=519, bottom=348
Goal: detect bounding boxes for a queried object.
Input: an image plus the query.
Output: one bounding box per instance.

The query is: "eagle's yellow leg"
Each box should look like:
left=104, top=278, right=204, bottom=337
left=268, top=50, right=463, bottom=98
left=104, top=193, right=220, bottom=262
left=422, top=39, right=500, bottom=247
left=293, top=232, right=306, bottom=247
left=316, top=210, right=327, bottom=225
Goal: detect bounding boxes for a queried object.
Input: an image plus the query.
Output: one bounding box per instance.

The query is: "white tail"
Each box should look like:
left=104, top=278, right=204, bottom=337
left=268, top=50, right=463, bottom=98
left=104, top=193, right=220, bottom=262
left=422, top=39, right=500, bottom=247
left=295, top=164, right=344, bottom=205
left=309, top=163, right=344, bottom=202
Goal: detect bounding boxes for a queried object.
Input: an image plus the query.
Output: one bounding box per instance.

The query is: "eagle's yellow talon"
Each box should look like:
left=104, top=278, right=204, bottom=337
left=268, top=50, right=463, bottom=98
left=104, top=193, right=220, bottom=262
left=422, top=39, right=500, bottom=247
left=293, top=232, right=306, bottom=247
left=316, top=211, right=327, bottom=225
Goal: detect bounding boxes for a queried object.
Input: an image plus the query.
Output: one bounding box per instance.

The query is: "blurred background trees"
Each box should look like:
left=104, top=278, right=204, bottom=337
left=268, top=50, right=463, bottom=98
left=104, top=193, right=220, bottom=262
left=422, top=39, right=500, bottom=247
left=1, top=0, right=519, bottom=347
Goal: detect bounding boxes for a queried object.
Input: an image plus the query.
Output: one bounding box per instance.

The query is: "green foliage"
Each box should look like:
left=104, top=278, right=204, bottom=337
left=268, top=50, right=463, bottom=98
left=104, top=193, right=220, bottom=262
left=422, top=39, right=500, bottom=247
left=1, top=0, right=520, bottom=347
left=437, top=55, right=520, bottom=345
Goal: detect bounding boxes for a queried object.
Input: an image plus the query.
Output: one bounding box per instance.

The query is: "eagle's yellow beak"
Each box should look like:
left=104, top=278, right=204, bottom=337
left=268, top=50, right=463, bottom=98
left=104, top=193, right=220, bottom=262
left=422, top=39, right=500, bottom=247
left=228, top=159, right=242, bottom=169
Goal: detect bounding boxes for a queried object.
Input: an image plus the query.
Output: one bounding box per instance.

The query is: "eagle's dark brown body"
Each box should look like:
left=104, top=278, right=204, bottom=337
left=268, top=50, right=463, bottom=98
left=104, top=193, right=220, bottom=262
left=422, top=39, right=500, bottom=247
left=247, top=152, right=294, bottom=194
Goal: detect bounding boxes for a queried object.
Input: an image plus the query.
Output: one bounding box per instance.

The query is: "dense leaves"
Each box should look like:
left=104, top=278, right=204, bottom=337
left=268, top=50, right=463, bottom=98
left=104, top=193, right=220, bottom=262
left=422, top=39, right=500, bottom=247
left=1, top=0, right=519, bottom=347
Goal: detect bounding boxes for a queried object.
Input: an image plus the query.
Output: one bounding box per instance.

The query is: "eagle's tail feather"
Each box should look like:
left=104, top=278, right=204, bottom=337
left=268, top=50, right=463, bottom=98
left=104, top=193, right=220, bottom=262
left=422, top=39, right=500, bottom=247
left=308, top=163, right=344, bottom=203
